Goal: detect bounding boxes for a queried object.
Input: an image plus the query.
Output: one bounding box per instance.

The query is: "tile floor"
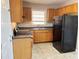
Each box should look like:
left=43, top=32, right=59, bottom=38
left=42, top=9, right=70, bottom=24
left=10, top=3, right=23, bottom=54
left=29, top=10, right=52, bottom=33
left=32, top=43, right=78, bottom=59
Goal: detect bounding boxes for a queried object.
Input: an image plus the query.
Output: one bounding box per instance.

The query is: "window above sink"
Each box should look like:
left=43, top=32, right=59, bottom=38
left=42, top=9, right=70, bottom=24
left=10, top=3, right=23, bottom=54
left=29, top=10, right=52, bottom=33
left=32, top=9, right=47, bottom=24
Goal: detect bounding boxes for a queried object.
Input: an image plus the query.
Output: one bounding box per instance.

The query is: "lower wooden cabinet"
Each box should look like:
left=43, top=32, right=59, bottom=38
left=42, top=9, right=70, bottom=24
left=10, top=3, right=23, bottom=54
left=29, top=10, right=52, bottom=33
left=13, top=38, right=32, bottom=59
left=33, top=29, right=53, bottom=43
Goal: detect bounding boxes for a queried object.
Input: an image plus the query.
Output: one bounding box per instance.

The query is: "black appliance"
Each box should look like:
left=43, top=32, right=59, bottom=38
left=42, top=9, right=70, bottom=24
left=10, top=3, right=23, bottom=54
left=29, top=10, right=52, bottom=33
left=53, top=15, right=78, bottom=53
left=53, top=16, right=62, bottom=41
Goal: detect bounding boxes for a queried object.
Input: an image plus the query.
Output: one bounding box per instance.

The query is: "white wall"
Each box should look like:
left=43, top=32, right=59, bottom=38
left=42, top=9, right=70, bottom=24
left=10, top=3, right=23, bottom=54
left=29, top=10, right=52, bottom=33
left=1, top=0, right=13, bottom=59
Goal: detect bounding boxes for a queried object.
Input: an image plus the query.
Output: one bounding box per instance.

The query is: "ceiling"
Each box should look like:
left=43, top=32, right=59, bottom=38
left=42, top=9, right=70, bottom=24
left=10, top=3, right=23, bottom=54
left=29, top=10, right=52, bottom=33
left=23, top=0, right=77, bottom=5
left=23, top=0, right=77, bottom=8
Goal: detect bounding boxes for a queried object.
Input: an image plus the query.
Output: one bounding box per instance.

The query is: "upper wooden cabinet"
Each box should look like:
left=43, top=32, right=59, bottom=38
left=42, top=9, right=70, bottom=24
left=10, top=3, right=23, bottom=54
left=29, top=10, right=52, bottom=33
left=10, top=0, right=23, bottom=23
left=47, top=8, right=55, bottom=22
left=56, top=7, right=66, bottom=16
left=65, top=3, right=78, bottom=15
left=23, top=7, right=32, bottom=22
left=54, top=9, right=58, bottom=16
left=72, top=3, right=78, bottom=13
left=55, top=3, right=78, bottom=16
left=65, top=5, right=73, bottom=14
left=65, top=3, right=78, bottom=14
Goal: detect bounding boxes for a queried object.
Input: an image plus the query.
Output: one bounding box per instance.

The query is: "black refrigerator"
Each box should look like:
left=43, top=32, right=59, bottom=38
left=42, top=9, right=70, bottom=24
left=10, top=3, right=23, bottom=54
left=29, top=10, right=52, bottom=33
left=53, top=15, right=78, bottom=53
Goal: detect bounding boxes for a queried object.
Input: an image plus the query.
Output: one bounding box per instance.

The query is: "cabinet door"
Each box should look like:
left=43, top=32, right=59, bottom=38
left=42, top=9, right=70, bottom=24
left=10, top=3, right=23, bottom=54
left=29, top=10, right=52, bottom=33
left=57, top=8, right=66, bottom=16
left=56, top=7, right=65, bottom=16
left=61, top=7, right=66, bottom=15
left=54, top=9, right=58, bottom=16
left=45, top=30, right=53, bottom=41
left=57, top=9, right=60, bottom=16
left=10, top=0, right=23, bottom=23
left=65, top=5, right=73, bottom=14
left=72, top=3, right=78, bottom=14
left=47, top=8, right=55, bottom=22
left=23, top=7, right=32, bottom=22
left=13, top=39, right=32, bottom=59
left=65, top=3, right=78, bottom=15
left=33, top=30, right=53, bottom=43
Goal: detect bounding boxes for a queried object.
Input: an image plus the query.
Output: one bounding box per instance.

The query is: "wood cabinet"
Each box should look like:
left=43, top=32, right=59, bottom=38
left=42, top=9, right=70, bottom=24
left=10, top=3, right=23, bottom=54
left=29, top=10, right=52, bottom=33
left=56, top=7, right=66, bottom=16
left=65, top=5, right=73, bottom=14
left=13, top=38, right=32, bottom=59
left=23, top=7, right=32, bottom=22
left=54, top=9, right=59, bottom=16
left=47, top=8, right=55, bottom=22
left=55, top=3, right=78, bottom=16
left=10, top=0, right=23, bottom=23
left=65, top=3, right=78, bottom=15
left=72, top=3, right=78, bottom=15
left=33, top=29, right=53, bottom=43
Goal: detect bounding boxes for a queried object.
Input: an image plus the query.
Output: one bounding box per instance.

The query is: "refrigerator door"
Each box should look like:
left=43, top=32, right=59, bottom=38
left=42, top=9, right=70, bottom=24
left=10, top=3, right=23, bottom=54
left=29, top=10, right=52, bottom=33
left=61, top=16, right=78, bottom=52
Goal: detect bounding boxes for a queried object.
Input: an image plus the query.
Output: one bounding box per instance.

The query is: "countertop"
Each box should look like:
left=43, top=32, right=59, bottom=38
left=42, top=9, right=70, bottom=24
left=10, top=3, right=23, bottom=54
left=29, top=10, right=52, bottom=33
left=13, top=22, right=54, bottom=39
left=17, top=22, right=53, bottom=28
left=13, top=35, right=33, bottom=39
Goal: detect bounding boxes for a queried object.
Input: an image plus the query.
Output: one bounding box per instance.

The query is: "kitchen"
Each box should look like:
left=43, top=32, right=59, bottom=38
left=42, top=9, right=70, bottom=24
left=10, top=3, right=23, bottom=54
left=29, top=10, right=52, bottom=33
left=1, top=0, right=78, bottom=59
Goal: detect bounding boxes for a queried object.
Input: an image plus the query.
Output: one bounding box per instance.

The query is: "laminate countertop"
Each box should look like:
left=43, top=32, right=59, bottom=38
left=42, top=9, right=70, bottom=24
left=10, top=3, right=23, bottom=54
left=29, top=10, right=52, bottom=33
left=17, top=22, right=53, bottom=28
left=13, top=35, right=33, bottom=39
